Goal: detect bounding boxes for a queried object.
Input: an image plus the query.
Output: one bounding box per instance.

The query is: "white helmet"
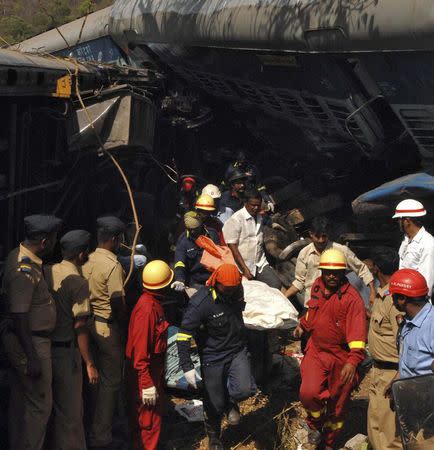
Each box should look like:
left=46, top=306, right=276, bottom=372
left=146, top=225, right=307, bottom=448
left=202, top=184, right=221, bottom=199
left=392, top=199, right=427, bottom=218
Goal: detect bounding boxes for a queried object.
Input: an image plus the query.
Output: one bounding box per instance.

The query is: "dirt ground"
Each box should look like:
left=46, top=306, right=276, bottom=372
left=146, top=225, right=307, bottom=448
left=160, top=339, right=371, bottom=450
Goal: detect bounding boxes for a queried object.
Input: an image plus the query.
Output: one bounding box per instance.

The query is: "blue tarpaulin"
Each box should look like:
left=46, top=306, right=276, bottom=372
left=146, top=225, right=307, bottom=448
left=352, top=172, right=434, bottom=217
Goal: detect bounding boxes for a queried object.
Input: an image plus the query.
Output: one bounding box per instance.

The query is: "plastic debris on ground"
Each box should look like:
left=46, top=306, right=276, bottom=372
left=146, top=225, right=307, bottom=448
left=174, top=399, right=204, bottom=422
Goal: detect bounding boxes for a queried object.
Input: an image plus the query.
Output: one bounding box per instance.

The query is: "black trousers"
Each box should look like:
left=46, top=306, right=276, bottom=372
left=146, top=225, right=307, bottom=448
left=202, top=348, right=257, bottom=432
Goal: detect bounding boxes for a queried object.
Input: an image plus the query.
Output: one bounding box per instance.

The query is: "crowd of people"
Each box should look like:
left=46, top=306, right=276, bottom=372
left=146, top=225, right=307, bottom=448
left=1, top=152, right=434, bottom=450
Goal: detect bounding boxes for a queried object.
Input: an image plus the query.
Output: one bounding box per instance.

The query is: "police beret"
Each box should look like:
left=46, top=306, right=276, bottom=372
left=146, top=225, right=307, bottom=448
left=24, top=215, right=62, bottom=238
left=60, top=230, right=90, bottom=254
left=96, top=216, right=126, bottom=234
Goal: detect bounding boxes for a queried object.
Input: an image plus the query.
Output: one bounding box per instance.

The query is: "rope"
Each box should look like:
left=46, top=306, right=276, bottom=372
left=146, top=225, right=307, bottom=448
left=73, top=65, right=141, bottom=286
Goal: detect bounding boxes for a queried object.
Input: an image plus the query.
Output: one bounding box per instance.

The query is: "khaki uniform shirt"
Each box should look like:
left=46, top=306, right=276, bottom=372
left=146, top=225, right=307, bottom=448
left=82, top=248, right=125, bottom=320
left=44, top=260, right=91, bottom=342
left=368, top=284, right=401, bottom=363
left=3, top=244, right=56, bottom=332
left=292, top=241, right=374, bottom=304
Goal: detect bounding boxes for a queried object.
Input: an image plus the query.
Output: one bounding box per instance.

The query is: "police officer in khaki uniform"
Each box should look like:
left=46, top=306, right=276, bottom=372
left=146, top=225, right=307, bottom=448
left=367, top=247, right=403, bottom=450
left=3, top=214, right=61, bottom=450
left=44, top=230, right=99, bottom=450
left=82, top=216, right=127, bottom=448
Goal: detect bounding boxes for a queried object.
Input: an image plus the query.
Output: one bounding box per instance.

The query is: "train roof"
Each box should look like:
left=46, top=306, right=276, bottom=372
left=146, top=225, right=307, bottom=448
left=15, top=0, right=434, bottom=55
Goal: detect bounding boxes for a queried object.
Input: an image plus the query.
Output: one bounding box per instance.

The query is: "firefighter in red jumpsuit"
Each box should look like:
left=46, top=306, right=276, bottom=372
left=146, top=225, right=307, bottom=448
left=293, top=248, right=367, bottom=449
left=126, top=259, right=173, bottom=450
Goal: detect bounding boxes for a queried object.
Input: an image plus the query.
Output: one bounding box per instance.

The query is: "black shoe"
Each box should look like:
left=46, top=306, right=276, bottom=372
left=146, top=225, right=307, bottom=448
left=227, top=404, right=240, bottom=426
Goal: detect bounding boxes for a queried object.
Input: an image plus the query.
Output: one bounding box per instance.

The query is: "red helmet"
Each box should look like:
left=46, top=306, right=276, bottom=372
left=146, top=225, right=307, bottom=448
left=181, top=176, right=196, bottom=192
left=389, top=269, right=428, bottom=298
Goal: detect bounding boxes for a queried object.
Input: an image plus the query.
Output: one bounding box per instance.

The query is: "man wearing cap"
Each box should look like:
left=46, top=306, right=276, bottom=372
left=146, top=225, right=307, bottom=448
left=171, top=211, right=221, bottom=295
left=366, top=247, right=402, bottom=450
left=223, top=189, right=282, bottom=289
left=3, top=214, right=61, bottom=449
left=82, top=216, right=127, bottom=448
left=126, top=260, right=172, bottom=450
left=195, top=193, right=225, bottom=244
left=393, top=199, right=434, bottom=296
left=177, top=264, right=256, bottom=450
left=44, top=230, right=98, bottom=450
left=294, top=249, right=367, bottom=449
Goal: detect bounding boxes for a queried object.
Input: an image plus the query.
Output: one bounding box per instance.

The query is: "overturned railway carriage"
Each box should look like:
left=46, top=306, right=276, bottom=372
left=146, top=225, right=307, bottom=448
left=5, top=0, right=434, bottom=259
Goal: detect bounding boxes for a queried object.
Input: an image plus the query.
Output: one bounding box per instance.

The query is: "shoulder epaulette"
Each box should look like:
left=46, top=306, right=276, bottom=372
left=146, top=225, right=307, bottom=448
left=19, top=256, right=32, bottom=273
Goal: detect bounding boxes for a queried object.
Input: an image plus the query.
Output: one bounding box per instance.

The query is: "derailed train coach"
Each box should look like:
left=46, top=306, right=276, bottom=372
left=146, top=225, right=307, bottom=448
left=5, top=0, right=434, bottom=263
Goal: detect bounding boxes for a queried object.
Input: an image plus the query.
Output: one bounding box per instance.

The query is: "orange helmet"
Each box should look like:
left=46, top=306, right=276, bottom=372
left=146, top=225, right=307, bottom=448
left=389, top=269, right=428, bottom=298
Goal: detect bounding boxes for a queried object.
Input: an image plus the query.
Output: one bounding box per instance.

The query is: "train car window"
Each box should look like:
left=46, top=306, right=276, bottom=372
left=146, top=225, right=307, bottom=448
left=55, top=36, right=128, bottom=66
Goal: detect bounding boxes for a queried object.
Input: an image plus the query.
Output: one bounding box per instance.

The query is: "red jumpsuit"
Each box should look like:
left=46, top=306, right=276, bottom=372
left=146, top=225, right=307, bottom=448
left=126, top=291, right=169, bottom=450
left=299, top=276, right=366, bottom=447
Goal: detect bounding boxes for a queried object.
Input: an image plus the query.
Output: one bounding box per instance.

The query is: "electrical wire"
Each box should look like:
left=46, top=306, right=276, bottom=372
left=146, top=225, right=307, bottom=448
left=31, top=27, right=141, bottom=286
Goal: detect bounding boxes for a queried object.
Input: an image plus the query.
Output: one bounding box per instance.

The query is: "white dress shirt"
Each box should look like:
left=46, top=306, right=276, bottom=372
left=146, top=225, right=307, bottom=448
left=399, top=226, right=434, bottom=295
left=222, top=207, right=268, bottom=276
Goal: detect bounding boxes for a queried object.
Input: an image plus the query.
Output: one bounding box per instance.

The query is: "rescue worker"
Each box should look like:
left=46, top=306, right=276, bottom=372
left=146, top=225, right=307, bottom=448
left=195, top=193, right=225, bottom=244
left=224, top=150, right=274, bottom=212
left=294, top=249, right=367, bottom=449
left=393, top=199, right=434, bottom=296
left=218, top=168, right=247, bottom=223
left=285, top=216, right=376, bottom=307
left=126, top=260, right=172, bottom=450
left=389, top=269, right=434, bottom=379
left=178, top=175, right=200, bottom=214
left=82, top=216, right=127, bottom=449
left=223, top=189, right=281, bottom=289
left=44, top=229, right=99, bottom=450
left=3, top=214, right=61, bottom=450
left=177, top=264, right=256, bottom=450
left=366, top=247, right=402, bottom=450
left=171, top=211, right=220, bottom=295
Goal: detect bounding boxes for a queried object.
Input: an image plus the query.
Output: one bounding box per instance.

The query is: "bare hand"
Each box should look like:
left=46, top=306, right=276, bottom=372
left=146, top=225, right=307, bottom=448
left=293, top=325, right=304, bottom=339
left=86, top=363, right=99, bottom=384
left=27, top=355, right=42, bottom=378
left=243, top=269, right=254, bottom=280
left=340, top=363, right=356, bottom=385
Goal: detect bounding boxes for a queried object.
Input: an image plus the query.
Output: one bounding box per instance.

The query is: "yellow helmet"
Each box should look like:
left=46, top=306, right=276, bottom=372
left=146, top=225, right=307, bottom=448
left=195, top=193, right=215, bottom=212
left=319, top=248, right=347, bottom=270
left=142, top=260, right=174, bottom=290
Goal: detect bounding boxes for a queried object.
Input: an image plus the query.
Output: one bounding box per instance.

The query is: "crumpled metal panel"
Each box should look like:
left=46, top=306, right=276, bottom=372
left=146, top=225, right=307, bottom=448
left=109, top=0, right=434, bottom=52
left=16, top=7, right=112, bottom=55
left=392, top=374, right=434, bottom=449
left=68, top=90, right=156, bottom=152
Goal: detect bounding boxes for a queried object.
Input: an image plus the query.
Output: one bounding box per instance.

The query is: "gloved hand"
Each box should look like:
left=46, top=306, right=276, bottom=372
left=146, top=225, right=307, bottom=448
left=142, top=386, right=158, bottom=407
left=171, top=281, right=185, bottom=292
left=267, top=201, right=275, bottom=213
left=184, top=368, right=199, bottom=389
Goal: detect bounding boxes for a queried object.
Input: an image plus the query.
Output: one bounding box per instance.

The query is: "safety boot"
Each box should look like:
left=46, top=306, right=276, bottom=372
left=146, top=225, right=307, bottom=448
left=226, top=403, right=240, bottom=426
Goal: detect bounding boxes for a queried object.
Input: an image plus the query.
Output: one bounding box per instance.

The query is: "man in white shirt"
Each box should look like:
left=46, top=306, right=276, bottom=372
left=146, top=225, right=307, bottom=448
left=393, top=199, right=434, bottom=296
left=223, top=189, right=281, bottom=289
